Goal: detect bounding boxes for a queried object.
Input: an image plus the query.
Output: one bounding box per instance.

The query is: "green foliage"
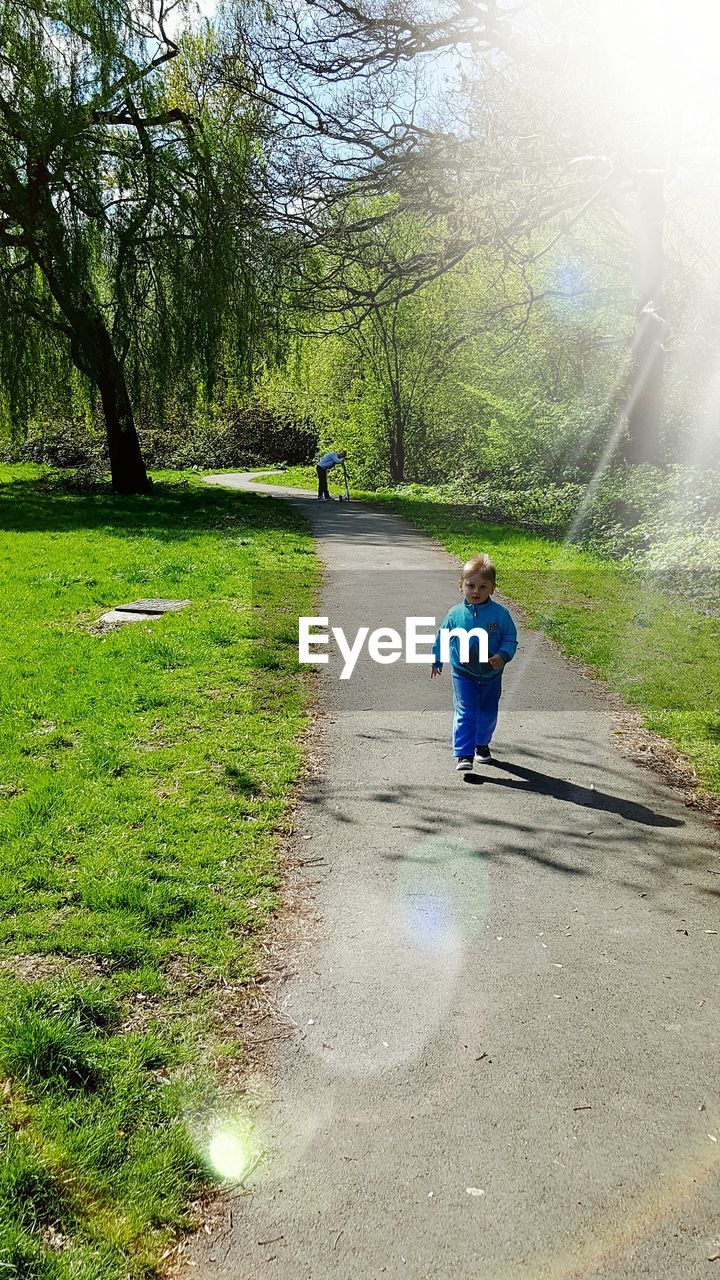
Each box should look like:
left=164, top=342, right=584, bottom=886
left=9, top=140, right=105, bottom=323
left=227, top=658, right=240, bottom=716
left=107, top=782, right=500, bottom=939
left=265, top=195, right=719, bottom=614
left=262, top=204, right=631, bottom=487
left=0, top=4, right=285, bottom=469
left=138, top=400, right=317, bottom=469
left=1, top=399, right=318, bottom=473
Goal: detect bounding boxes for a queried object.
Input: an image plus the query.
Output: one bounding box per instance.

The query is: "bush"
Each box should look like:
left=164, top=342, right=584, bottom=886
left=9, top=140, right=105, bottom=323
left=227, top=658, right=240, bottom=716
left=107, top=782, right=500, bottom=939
left=387, top=462, right=720, bottom=608
left=4, top=415, right=105, bottom=468
left=2, top=400, right=318, bottom=472
left=439, top=476, right=586, bottom=537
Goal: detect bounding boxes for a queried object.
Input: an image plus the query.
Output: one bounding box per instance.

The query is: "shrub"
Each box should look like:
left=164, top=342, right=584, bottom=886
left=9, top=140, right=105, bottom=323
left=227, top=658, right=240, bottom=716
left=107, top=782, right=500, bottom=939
left=2, top=401, right=318, bottom=472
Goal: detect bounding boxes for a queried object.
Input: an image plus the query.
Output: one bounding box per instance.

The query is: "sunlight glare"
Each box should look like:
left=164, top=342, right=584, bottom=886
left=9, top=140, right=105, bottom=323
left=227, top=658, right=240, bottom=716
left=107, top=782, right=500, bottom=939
left=208, top=1122, right=262, bottom=1182
left=590, top=0, right=720, bottom=146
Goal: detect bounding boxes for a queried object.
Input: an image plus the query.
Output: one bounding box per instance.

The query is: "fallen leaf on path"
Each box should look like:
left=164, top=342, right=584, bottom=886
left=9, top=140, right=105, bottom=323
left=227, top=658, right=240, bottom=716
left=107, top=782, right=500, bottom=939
left=708, top=1254, right=720, bottom=1262
left=573, top=1106, right=592, bottom=1112
left=708, top=1134, right=718, bottom=1143
left=466, top=1187, right=485, bottom=1197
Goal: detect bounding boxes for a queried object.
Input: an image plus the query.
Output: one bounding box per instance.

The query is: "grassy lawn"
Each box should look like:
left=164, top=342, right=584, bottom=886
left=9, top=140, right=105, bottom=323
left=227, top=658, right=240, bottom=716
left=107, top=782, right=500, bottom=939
left=257, top=465, right=720, bottom=797
left=0, top=465, right=318, bottom=1279
left=254, top=466, right=318, bottom=493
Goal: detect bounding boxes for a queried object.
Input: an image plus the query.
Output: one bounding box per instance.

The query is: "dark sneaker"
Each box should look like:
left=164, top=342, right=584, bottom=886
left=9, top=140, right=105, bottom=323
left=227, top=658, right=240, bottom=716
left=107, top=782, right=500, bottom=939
left=455, top=756, right=474, bottom=772
left=474, top=744, right=492, bottom=763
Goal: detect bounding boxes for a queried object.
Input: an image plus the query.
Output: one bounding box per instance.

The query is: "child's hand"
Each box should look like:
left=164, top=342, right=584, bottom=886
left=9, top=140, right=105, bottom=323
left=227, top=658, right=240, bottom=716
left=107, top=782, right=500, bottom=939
left=430, top=665, right=442, bottom=679
left=488, top=654, right=505, bottom=670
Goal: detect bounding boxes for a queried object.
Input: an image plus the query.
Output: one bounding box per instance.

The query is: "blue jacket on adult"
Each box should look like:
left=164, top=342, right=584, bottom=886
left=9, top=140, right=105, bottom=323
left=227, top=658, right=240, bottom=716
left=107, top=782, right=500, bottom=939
left=317, top=452, right=345, bottom=470
left=432, top=597, right=518, bottom=682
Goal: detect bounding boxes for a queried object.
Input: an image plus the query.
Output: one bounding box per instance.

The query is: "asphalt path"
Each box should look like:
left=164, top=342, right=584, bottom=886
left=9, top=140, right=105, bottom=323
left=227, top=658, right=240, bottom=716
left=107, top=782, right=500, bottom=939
left=198, top=472, right=720, bottom=1280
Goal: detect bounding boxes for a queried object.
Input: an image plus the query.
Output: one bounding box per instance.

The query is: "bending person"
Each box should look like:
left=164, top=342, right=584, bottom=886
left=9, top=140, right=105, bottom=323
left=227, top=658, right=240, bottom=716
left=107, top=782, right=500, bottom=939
left=316, top=449, right=347, bottom=501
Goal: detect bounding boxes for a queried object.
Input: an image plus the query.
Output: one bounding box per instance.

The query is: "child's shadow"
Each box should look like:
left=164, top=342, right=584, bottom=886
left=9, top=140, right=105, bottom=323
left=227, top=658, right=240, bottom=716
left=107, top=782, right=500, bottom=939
left=464, top=759, right=683, bottom=829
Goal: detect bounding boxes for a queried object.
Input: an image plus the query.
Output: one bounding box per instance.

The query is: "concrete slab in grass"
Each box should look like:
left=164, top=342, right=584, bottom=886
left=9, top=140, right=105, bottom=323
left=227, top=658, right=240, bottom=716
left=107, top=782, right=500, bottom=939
left=98, top=598, right=191, bottom=626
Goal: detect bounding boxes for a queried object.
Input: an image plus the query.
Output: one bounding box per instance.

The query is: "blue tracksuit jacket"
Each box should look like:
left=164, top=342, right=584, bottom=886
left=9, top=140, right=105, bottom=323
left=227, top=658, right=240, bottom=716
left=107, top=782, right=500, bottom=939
left=431, top=597, right=518, bottom=682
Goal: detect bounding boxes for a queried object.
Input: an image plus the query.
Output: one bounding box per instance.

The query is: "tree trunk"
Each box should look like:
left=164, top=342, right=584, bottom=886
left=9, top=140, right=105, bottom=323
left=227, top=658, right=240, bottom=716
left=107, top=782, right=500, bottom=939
left=388, top=412, right=405, bottom=483
left=25, top=171, right=152, bottom=495
left=624, top=169, right=666, bottom=467
left=92, top=322, right=152, bottom=495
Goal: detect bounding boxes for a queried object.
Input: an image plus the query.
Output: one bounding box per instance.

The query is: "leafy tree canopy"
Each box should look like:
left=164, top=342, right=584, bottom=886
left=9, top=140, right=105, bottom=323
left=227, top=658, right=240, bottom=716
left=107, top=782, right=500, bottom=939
left=0, top=0, right=279, bottom=490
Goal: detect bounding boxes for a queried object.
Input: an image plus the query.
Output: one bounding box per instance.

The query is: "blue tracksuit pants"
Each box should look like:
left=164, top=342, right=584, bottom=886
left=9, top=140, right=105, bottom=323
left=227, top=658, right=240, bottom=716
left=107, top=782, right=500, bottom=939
left=452, top=672, right=502, bottom=756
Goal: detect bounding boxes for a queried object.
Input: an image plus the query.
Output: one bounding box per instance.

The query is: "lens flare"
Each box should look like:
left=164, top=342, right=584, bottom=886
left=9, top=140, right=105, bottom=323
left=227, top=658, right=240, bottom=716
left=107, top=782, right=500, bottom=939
left=403, top=889, right=458, bottom=953
left=208, top=1121, right=262, bottom=1183
left=397, top=834, right=491, bottom=954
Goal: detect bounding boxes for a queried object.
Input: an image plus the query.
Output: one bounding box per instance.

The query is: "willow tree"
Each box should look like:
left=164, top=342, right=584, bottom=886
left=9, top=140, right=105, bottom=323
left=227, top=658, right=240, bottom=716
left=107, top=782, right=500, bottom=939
left=0, top=1, right=268, bottom=493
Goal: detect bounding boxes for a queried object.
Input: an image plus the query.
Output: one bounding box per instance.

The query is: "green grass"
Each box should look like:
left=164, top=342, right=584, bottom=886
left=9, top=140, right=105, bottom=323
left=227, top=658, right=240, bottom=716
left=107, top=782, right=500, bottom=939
left=255, top=465, right=321, bottom=492
left=0, top=465, right=319, bottom=1278
left=255, top=466, right=720, bottom=796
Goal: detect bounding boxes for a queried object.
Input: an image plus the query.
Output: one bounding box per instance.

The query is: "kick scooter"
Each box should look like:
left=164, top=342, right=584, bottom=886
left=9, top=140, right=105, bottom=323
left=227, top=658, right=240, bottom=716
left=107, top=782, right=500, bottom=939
left=336, top=462, right=351, bottom=502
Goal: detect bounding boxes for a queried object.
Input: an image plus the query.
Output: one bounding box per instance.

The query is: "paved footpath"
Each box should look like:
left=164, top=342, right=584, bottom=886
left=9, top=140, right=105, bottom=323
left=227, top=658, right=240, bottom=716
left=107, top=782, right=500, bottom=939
left=199, top=473, right=719, bottom=1280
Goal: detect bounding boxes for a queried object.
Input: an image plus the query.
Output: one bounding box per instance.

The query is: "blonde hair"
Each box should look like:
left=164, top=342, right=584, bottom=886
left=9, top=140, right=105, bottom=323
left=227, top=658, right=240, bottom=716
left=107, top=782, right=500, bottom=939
left=459, top=553, right=496, bottom=587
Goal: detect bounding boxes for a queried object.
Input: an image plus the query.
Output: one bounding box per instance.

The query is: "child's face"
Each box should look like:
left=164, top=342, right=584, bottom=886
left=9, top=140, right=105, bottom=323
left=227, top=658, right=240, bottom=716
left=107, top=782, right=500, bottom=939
left=462, top=572, right=494, bottom=605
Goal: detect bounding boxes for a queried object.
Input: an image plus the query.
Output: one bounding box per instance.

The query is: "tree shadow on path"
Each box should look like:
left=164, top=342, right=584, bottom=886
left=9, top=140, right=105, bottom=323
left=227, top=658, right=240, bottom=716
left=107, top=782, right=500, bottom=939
left=464, top=759, right=684, bottom=828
